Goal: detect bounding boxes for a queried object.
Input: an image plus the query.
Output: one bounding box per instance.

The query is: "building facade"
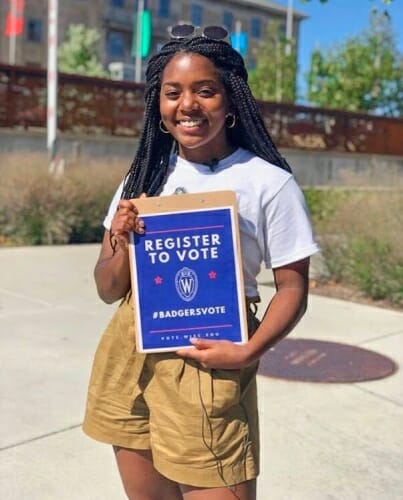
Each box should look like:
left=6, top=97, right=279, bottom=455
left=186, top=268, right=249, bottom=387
left=0, top=0, right=306, bottom=78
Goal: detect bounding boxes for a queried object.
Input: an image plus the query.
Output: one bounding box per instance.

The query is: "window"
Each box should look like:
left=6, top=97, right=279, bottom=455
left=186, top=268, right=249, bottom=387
left=158, top=0, right=170, bottom=18
left=190, top=4, right=203, bottom=26
left=278, top=23, right=287, bottom=37
left=27, top=18, right=42, bottom=43
left=111, top=0, right=124, bottom=7
left=222, top=11, right=234, bottom=32
left=107, top=31, right=126, bottom=57
left=134, top=0, right=148, bottom=8
left=250, top=17, right=261, bottom=39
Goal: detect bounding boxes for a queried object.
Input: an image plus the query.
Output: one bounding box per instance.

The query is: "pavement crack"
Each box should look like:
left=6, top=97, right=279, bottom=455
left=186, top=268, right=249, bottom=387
left=357, top=329, right=403, bottom=346
left=0, top=287, right=53, bottom=307
left=0, top=423, right=82, bottom=451
left=352, top=385, right=403, bottom=408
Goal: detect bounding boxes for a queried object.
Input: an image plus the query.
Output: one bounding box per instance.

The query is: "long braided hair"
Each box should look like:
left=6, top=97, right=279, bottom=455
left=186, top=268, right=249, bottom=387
left=121, top=36, right=291, bottom=199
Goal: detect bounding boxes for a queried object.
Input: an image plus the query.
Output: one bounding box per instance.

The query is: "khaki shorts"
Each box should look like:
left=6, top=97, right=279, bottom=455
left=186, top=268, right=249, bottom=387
left=83, top=294, right=260, bottom=488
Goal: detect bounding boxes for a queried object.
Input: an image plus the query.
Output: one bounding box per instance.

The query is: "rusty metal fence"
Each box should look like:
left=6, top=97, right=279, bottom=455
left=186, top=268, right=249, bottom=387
left=1, top=63, right=403, bottom=156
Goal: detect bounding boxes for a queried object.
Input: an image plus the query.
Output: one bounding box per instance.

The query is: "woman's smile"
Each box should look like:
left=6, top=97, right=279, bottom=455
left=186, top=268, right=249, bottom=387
left=177, top=118, right=208, bottom=133
left=178, top=119, right=205, bottom=127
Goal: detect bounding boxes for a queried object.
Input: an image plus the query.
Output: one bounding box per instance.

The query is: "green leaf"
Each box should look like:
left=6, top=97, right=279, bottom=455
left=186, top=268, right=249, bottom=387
left=306, top=9, right=402, bottom=116
left=58, top=24, right=107, bottom=78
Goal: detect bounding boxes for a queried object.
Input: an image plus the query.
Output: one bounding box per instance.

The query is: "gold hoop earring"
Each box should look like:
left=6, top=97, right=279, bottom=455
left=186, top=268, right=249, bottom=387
left=159, top=120, right=170, bottom=134
left=225, top=113, right=236, bottom=129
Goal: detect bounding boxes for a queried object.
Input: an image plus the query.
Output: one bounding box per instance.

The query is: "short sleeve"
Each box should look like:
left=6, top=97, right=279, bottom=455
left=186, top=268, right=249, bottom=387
left=103, top=181, right=124, bottom=230
left=262, top=176, right=320, bottom=268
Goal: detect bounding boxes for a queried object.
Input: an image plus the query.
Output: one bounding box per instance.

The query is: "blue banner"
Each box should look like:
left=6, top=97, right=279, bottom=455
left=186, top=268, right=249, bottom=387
left=130, top=207, right=246, bottom=352
left=230, top=32, right=248, bottom=57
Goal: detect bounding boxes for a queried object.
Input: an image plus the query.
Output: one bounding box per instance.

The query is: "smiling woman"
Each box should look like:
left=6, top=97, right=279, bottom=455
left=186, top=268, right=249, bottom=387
left=83, top=25, right=319, bottom=500
left=159, top=53, right=231, bottom=164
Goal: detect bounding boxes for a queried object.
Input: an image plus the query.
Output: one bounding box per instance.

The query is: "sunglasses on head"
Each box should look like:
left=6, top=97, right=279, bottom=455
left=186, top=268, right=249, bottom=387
left=169, top=24, right=228, bottom=41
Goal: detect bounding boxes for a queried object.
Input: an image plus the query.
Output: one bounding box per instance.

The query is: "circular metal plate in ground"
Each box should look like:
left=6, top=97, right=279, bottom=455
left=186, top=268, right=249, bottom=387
left=258, top=338, right=398, bottom=383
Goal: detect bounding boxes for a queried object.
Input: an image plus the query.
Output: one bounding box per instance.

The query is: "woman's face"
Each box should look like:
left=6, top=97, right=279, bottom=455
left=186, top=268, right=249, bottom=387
left=159, top=53, right=231, bottom=163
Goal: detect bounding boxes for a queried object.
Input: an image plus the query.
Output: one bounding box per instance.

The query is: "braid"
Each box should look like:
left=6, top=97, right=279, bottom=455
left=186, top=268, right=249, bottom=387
left=122, top=85, right=173, bottom=199
left=121, top=36, right=291, bottom=199
left=224, top=74, right=291, bottom=172
left=121, top=41, right=182, bottom=199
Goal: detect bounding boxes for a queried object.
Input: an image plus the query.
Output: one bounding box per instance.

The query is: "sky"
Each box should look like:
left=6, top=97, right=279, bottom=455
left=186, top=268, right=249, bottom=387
left=273, top=0, right=403, bottom=102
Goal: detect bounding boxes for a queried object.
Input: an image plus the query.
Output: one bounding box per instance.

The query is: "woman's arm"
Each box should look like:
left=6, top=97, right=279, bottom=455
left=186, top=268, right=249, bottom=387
left=176, top=257, right=310, bottom=369
left=244, top=257, right=309, bottom=361
left=94, top=198, right=145, bottom=304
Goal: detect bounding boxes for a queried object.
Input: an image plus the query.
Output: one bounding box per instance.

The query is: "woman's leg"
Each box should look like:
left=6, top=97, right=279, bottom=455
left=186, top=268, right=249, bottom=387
left=114, top=446, right=183, bottom=500
left=180, top=479, right=256, bottom=500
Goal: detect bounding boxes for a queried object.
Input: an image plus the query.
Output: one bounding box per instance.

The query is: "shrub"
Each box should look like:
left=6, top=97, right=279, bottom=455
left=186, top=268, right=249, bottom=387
left=303, top=187, right=350, bottom=221
left=0, top=153, right=127, bottom=245
left=307, top=188, right=403, bottom=307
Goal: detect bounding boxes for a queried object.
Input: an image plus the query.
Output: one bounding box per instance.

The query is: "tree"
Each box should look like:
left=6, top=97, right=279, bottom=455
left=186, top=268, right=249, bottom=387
left=307, top=9, right=403, bottom=116
left=248, top=21, right=298, bottom=103
left=58, top=24, right=107, bottom=77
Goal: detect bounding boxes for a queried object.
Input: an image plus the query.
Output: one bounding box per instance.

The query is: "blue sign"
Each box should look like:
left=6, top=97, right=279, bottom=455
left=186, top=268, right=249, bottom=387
left=130, top=206, right=247, bottom=352
left=230, top=32, right=248, bottom=57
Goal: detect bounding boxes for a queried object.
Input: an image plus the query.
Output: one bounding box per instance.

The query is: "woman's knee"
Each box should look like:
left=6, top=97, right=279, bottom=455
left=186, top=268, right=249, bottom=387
left=180, top=479, right=256, bottom=500
left=113, top=446, right=182, bottom=500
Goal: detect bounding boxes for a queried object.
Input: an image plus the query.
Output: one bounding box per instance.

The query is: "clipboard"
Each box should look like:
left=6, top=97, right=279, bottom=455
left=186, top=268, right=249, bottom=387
left=128, top=190, right=248, bottom=353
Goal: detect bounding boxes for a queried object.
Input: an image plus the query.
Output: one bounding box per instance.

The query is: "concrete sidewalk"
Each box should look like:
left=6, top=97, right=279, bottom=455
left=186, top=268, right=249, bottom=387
left=1, top=245, right=402, bottom=500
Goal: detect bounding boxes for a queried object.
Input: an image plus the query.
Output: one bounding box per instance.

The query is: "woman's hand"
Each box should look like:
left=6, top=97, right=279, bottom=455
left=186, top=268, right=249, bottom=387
left=176, top=258, right=311, bottom=368
left=176, top=338, right=253, bottom=370
left=94, top=194, right=146, bottom=303
left=110, top=197, right=145, bottom=252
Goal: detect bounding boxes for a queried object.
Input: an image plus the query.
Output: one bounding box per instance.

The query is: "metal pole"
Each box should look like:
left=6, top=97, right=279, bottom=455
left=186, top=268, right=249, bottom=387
left=135, top=0, right=144, bottom=83
left=9, top=0, right=17, bottom=64
left=234, top=20, right=242, bottom=53
left=285, top=0, right=293, bottom=56
left=275, top=39, right=282, bottom=102
left=47, top=0, right=58, bottom=159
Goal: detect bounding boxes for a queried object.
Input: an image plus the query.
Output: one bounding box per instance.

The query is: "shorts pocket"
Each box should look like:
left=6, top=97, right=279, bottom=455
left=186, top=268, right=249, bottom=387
left=87, top=297, right=137, bottom=395
left=211, top=369, right=241, bottom=417
left=149, top=357, right=204, bottom=416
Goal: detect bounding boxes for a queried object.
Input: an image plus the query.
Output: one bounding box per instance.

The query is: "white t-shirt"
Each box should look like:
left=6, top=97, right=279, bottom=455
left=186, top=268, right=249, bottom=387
left=104, top=148, right=319, bottom=297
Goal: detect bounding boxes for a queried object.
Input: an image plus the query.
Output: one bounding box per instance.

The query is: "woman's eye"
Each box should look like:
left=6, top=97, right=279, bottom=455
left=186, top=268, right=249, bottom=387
left=165, top=91, right=179, bottom=99
left=198, top=88, right=215, bottom=97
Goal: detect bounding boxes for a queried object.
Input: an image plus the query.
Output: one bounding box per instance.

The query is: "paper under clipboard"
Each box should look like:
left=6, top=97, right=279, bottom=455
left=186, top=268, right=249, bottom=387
left=128, top=190, right=248, bottom=353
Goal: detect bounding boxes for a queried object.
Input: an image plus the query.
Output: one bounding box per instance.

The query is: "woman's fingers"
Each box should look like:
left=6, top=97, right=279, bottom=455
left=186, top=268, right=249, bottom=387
left=113, top=199, right=145, bottom=235
left=176, top=340, right=251, bottom=369
left=135, top=218, right=145, bottom=234
left=118, top=199, right=139, bottom=213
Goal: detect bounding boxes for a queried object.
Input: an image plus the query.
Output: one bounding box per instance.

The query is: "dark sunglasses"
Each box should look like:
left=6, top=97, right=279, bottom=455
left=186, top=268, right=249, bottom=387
left=169, top=24, right=228, bottom=41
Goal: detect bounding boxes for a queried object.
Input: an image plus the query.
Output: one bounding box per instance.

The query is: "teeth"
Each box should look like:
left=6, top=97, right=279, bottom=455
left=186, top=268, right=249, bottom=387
left=180, top=120, right=203, bottom=127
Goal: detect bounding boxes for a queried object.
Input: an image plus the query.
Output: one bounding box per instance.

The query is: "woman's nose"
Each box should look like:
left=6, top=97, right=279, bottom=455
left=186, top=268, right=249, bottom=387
left=180, top=92, right=199, bottom=111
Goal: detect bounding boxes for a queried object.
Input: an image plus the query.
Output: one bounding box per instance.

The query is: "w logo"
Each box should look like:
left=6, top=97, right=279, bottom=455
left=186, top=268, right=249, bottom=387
left=175, top=267, right=198, bottom=302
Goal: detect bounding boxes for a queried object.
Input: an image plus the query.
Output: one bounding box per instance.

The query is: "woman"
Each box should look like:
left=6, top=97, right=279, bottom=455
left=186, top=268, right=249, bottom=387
left=83, top=26, right=319, bottom=500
